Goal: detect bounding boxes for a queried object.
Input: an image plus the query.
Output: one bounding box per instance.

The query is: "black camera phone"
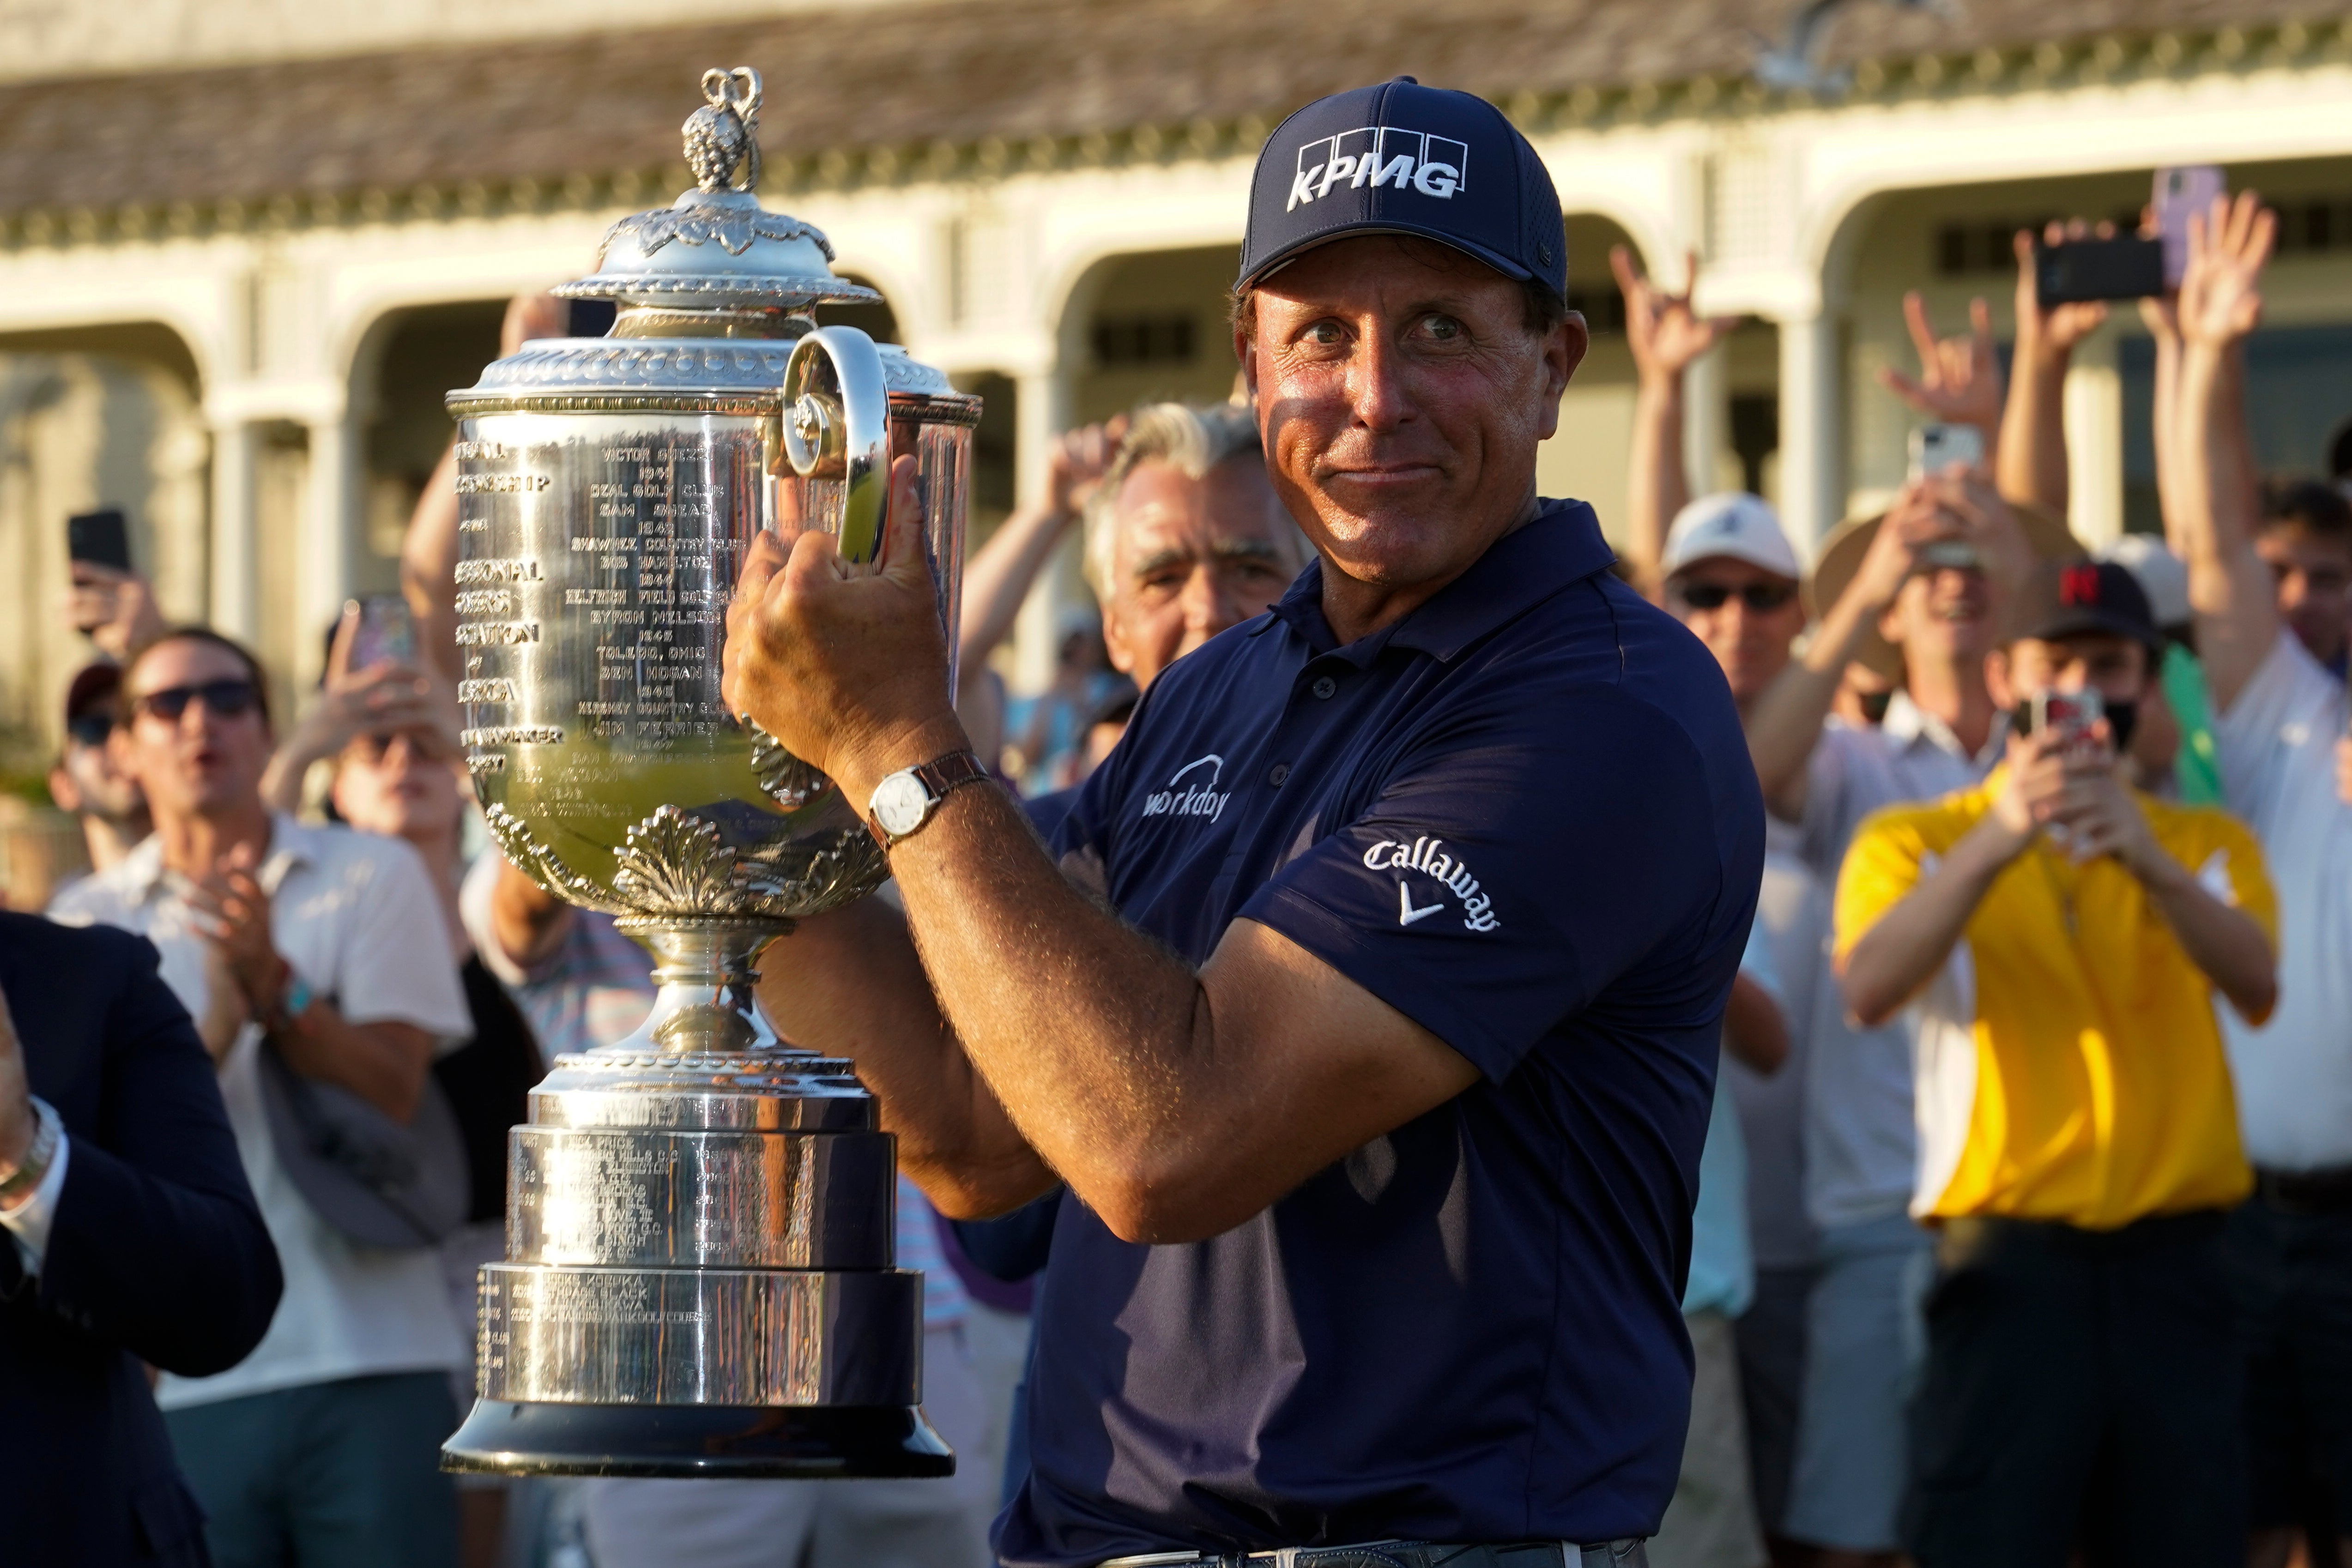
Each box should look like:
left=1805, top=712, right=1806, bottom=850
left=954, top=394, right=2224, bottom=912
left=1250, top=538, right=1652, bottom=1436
left=2035, top=236, right=2165, bottom=305
left=67, top=508, right=132, bottom=573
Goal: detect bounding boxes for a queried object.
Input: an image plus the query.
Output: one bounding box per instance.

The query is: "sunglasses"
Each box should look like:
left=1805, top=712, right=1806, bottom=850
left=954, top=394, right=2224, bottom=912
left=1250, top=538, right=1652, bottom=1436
left=131, top=679, right=261, bottom=722
left=346, top=728, right=455, bottom=765
left=66, top=710, right=116, bottom=748
left=1674, top=581, right=1798, bottom=612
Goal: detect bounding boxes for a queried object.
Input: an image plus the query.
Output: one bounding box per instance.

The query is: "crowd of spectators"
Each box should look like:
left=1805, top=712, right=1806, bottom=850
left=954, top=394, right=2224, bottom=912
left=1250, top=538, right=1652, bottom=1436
left=3, top=179, right=2351, bottom=1568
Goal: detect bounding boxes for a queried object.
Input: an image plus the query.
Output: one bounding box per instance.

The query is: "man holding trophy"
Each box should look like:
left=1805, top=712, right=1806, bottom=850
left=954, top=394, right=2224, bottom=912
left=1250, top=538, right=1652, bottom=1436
left=724, top=78, right=1763, bottom=1568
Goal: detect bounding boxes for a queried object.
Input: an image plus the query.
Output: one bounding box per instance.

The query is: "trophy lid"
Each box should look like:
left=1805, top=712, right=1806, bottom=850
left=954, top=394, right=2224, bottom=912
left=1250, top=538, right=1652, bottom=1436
left=554, top=66, right=880, bottom=313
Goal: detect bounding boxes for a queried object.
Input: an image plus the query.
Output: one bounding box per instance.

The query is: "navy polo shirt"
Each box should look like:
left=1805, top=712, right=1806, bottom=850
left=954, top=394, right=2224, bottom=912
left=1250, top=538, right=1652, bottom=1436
left=996, top=498, right=1764, bottom=1566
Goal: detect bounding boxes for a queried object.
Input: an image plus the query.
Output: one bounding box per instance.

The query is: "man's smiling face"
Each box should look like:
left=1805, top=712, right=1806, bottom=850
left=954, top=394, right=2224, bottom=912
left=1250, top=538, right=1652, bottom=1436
left=1239, top=235, right=1583, bottom=600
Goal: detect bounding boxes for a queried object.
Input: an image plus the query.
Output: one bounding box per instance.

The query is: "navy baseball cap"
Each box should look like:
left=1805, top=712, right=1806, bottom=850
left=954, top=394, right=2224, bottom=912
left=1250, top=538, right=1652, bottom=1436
left=2018, top=560, right=2164, bottom=651
left=1237, top=77, right=1568, bottom=302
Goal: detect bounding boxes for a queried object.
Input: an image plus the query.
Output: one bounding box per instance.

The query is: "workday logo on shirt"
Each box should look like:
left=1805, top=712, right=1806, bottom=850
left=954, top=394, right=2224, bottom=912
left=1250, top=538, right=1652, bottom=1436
left=1362, top=835, right=1502, bottom=933
left=1288, top=126, right=1469, bottom=211
left=1141, top=754, right=1231, bottom=823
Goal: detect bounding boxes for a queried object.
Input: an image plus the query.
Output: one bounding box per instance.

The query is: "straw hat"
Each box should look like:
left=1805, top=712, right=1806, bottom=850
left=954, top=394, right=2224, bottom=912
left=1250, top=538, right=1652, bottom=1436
left=1804, top=498, right=2083, bottom=680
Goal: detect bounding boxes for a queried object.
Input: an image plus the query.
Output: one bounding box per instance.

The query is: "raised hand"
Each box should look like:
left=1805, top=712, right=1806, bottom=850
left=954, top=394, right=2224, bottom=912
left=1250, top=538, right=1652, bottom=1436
left=1610, top=245, right=1740, bottom=386
left=1880, top=292, right=2002, bottom=436
left=1844, top=494, right=1942, bottom=613
left=1046, top=412, right=1131, bottom=519
left=727, top=454, right=965, bottom=796
left=264, top=605, right=447, bottom=811
left=1919, top=469, right=2037, bottom=597
left=2043, top=721, right=2160, bottom=868
left=2177, top=190, right=2277, bottom=350
left=67, top=561, right=166, bottom=661
left=2014, top=220, right=2113, bottom=351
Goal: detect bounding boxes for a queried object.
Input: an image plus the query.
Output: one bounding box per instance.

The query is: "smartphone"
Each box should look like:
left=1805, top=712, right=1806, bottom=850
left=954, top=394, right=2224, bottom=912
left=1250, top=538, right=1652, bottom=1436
left=2154, top=166, right=2226, bottom=289
left=567, top=299, right=617, bottom=338
left=67, top=508, right=132, bottom=573
left=2036, top=235, right=2165, bottom=304
left=1908, top=422, right=1986, bottom=480
left=348, top=595, right=417, bottom=672
left=2030, top=687, right=2105, bottom=742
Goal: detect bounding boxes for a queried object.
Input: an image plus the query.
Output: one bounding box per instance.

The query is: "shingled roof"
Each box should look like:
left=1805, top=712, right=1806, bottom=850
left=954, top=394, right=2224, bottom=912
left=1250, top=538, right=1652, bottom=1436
left=0, top=0, right=2345, bottom=223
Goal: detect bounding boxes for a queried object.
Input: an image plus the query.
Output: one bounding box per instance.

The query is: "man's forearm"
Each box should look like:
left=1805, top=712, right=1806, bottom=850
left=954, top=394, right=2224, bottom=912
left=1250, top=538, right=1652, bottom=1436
left=1996, top=343, right=2071, bottom=513
left=881, top=774, right=1226, bottom=1218
left=273, top=1009, right=434, bottom=1122
left=488, top=862, right=576, bottom=973
left=2176, top=341, right=2277, bottom=709
left=2131, top=850, right=2277, bottom=1023
left=1744, top=588, right=1883, bottom=809
left=1838, top=821, right=2015, bottom=1026
left=400, top=443, right=464, bottom=687
left=956, top=498, right=1074, bottom=669
left=2150, top=331, right=2184, bottom=549
left=1625, top=376, right=1687, bottom=597
left=753, top=895, right=1052, bottom=1218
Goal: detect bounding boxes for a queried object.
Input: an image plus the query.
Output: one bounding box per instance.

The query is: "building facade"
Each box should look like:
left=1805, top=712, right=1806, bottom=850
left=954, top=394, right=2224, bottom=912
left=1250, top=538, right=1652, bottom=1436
left=1, top=0, right=2350, bottom=765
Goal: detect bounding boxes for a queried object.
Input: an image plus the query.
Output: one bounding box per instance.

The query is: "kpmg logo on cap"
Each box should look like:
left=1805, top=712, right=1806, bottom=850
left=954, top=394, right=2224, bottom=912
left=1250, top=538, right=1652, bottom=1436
left=1288, top=126, right=1468, bottom=212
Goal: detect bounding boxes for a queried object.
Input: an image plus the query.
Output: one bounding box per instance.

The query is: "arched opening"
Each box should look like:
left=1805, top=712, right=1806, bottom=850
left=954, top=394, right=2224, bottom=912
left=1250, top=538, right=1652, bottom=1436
left=1070, top=246, right=1245, bottom=422
left=0, top=320, right=206, bottom=780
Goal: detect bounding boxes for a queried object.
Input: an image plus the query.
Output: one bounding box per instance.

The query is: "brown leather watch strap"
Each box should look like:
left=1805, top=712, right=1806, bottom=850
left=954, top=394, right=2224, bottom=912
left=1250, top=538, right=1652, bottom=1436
left=866, top=748, right=992, bottom=847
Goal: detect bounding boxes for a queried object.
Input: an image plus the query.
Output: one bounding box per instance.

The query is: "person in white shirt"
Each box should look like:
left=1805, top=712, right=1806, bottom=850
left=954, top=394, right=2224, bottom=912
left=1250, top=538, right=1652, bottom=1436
left=2168, top=189, right=2352, bottom=1568
left=1739, top=464, right=2067, bottom=1568
left=49, top=626, right=472, bottom=1568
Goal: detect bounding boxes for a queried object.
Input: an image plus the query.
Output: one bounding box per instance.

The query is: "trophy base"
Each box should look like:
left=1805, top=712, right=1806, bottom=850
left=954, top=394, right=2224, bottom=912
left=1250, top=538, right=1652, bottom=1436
left=441, top=1399, right=955, bottom=1478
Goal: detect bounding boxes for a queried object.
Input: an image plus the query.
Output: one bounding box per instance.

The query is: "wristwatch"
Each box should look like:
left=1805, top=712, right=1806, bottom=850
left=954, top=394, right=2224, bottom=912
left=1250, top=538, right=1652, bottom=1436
left=866, top=749, right=992, bottom=847
left=0, top=1098, right=60, bottom=1210
left=265, top=971, right=315, bottom=1036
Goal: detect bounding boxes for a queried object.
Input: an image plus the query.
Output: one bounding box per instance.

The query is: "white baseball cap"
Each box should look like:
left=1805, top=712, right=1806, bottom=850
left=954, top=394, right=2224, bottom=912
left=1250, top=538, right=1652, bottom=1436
left=1662, top=492, right=1801, bottom=582
left=2098, top=533, right=2191, bottom=630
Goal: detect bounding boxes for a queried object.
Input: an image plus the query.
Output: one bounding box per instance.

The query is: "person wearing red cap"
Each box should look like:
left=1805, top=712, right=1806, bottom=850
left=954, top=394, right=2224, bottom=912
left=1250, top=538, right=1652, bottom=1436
left=1835, top=558, right=2277, bottom=1567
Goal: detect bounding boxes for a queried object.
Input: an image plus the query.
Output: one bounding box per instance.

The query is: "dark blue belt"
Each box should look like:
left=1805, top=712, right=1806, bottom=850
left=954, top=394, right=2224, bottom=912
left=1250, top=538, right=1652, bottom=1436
left=1098, top=1540, right=1649, bottom=1568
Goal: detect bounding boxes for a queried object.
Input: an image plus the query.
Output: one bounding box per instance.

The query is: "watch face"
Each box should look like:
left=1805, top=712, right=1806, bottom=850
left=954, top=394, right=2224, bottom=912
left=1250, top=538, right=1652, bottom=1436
left=872, top=771, right=931, bottom=837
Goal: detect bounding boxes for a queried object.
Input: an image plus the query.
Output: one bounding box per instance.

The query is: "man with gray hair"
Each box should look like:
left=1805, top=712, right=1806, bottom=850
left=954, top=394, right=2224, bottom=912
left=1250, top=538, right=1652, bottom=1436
left=1081, top=399, right=1310, bottom=708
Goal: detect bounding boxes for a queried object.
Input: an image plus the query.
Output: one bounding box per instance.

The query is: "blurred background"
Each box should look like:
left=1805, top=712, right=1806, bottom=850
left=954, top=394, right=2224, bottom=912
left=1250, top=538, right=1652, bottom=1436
left=1, top=0, right=2350, bottom=848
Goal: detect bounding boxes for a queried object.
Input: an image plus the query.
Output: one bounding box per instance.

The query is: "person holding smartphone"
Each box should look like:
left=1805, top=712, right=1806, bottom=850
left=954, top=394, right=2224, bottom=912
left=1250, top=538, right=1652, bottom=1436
left=65, top=507, right=167, bottom=663
left=1835, top=559, right=2277, bottom=1568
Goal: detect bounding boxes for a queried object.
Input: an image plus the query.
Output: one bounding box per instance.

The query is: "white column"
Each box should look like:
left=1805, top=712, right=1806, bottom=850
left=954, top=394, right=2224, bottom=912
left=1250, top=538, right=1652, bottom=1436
left=1008, top=365, right=1076, bottom=697
left=1773, top=310, right=1842, bottom=562
left=2063, top=328, right=2125, bottom=549
left=209, top=419, right=259, bottom=642
left=1682, top=344, right=1729, bottom=501
left=301, top=411, right=357, bottom=685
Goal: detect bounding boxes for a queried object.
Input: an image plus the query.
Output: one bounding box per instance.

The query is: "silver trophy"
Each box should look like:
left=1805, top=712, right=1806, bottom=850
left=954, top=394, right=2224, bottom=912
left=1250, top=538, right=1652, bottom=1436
left=438, top=66, right=977, bottom=1479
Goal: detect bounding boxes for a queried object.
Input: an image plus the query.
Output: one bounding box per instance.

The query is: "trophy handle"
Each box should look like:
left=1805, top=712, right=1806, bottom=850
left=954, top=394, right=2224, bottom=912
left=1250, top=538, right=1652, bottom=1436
left=781, top=326, right=892, bottom=564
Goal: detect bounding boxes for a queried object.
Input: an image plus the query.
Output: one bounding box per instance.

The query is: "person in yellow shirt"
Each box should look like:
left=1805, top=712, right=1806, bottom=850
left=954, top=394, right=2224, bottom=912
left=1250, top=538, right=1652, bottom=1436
left=1834, top=558, right=2278, bottom=1568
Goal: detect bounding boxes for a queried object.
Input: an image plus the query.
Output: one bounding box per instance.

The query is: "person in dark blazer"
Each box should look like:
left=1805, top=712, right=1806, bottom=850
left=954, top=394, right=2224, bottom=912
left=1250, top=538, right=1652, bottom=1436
left=0, top=911, right=281, bottom=1566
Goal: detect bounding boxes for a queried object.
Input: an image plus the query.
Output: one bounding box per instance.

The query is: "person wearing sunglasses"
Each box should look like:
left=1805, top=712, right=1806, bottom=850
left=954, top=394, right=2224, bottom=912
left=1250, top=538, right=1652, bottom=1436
left=1614, top=244, right=1823, bottom=1568
left=48, top=626, right=474, bottom=1568
left=46, top=662, right=151, bottom=883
